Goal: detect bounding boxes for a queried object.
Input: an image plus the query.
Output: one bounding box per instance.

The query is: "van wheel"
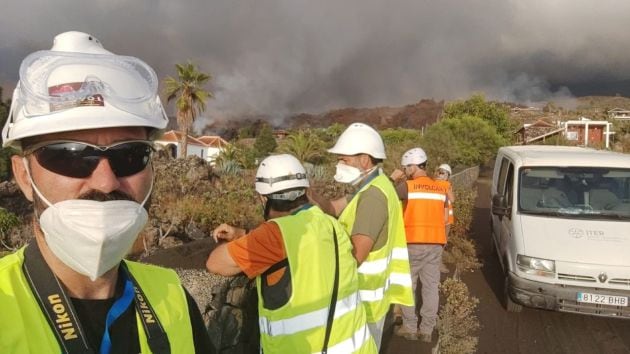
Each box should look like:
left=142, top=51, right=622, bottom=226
left=504, top=274, right=523, bottom=313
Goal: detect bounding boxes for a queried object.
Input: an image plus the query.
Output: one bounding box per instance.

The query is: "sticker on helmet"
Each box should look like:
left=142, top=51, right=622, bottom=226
left=48, top=82, right=105, bottom=112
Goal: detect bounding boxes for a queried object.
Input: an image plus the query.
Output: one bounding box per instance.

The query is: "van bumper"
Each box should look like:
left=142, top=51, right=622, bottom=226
left=508, top=272, right=630, bottom=319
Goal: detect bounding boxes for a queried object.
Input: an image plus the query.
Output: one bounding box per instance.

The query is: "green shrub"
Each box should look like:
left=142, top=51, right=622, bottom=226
left=0, top=208, right=20, bottom=251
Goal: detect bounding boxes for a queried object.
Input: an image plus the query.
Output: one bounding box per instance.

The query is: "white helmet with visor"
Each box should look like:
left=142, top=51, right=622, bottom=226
left=2, top=31, right=168, bottom=150
left=255, top=154, right=310, bottom=199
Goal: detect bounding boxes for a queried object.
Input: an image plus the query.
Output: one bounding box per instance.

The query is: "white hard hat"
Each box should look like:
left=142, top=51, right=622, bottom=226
left=327, top=122, right=386, bottom=159
left=255, top=154, right=310, bottom=197
left=401, top=148, right=427, bottom=165
left=2, top=31, right=168, bottom=150
left=438, top=163, right=452, bottom=175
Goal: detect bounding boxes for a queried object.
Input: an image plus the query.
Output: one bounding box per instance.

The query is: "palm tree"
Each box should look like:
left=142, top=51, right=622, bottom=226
left=163, top=61, right=212, bottom=158
left=278, top=130, right=325, bottom=163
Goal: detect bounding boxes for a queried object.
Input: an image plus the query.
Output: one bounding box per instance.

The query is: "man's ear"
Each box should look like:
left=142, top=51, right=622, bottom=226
left=11, top=155, right=34, bottom=201
left=359, top=154, right=372, bottom=169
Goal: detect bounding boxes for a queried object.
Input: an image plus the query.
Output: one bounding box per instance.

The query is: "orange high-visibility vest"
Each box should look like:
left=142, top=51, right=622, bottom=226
left=435, top=179, right=454, bottom=225
left=403, top=176, right=448, bottom=244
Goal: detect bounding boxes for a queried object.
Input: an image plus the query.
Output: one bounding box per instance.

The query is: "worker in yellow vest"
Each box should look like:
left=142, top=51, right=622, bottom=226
left=391, top=148, right=449, bottom=343
left=308, top=123, right=414, bottom=351
left=207, top=154, right=377, bottom=353
left=0, top=31, right=212, bottom=353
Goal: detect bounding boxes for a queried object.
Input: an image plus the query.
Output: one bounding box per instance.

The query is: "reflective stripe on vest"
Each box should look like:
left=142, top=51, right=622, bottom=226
left=339, top=174, right=414, bottom=324
left=358, top=272, right=413, bottom=302
left=404, top=176, right=448, bottom=244
left=0, top=247, right=194, bottom=354
left=259, top=291, right=360, bottom=336
left=408, top=192, right=446, bottom=201
left=258, top=206, right=377, bottom=353
left=312, top=325, right=373, bottom=354
left=357, top=247, right=408, bottom=274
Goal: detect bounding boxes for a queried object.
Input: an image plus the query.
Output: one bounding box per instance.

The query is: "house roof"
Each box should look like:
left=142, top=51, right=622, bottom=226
left=157, top=130, right=218, bottom=147
left=197, top=135, right=229, bottom=148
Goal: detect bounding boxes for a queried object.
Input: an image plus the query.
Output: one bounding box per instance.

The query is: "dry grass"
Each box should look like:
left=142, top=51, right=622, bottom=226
left=437, top=277, right=480, bottom=354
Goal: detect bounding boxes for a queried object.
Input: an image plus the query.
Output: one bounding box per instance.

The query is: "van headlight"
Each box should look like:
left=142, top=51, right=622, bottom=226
left=516, top=255, right=556, bottom=278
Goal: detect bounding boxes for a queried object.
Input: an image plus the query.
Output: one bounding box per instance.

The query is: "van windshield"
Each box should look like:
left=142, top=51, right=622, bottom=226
left=518, top=167, right=630, bottom=220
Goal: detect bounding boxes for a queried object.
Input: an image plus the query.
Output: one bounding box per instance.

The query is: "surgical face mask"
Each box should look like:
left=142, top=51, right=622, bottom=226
left=334, top=163, right=365, bottom=185
left=24, top=158, right=151, bottom=281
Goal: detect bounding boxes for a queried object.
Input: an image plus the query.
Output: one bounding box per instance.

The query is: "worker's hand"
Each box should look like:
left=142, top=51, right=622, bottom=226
left=390, top=169, right=405, bottom=182
left=212, top=224, right=246, bottom=242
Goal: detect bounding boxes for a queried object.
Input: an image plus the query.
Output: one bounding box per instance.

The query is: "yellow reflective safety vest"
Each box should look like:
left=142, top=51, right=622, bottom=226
left=0, top=247, right=194, bottom=354
left=339, top=174, right=414, bottom=324
left=258, top=206, right=377, bottom=354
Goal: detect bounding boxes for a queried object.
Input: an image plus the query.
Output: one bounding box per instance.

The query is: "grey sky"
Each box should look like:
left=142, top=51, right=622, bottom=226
left=2, top=0, right=629, bottom=124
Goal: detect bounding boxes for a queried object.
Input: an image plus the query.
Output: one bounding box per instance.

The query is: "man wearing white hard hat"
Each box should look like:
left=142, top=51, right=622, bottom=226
left=0, top=32, right=212, bottom=353
left=435, top=163, right=455, bottom=240
left=390, top=148, right=449, bottom=343
left=309, top=123, right=414, bottom=351
left=207, top=154, right=377, bottom=353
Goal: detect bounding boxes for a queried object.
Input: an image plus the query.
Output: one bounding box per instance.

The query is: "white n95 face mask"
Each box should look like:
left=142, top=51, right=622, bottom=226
left=333, top=163, right=364, bottom=185
left=39, top=199, right=148, bottom=281
left=24, top=158, right=150, bottom=281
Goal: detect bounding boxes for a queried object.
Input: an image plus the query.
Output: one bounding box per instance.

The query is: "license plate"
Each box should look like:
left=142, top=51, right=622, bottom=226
left=577, top=292, right=628, bottom=307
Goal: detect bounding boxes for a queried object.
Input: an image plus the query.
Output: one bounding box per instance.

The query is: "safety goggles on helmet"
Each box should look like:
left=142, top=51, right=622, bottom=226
left=26, top=140, right=154, bottom=178
left=255, top=173, right=308, bottom=187
left=14, top=50, right=163, bottom=119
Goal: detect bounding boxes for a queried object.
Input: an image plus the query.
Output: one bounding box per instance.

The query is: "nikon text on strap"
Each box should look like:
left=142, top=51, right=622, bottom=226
left=22, top=242, right=171, bottom=354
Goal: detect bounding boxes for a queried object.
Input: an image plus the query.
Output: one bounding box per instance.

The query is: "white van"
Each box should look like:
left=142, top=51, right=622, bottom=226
left=490, top=145, right=630, bottom=318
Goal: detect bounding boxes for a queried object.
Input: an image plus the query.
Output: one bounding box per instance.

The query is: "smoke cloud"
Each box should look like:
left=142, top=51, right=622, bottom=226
left=2, top=0, right=630, bottom=125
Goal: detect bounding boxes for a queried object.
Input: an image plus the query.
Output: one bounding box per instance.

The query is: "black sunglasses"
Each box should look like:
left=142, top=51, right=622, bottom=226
left=28, top=140, right=154, bottom=178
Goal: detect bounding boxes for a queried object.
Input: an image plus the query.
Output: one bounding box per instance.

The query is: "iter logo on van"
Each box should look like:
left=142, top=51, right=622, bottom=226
left=568, top=228, right=584, bottom=239
left=568, top=229, right=623, bottom=242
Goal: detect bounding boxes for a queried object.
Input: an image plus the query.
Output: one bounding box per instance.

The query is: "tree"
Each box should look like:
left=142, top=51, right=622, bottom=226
left=163, top=61, right=212, bottom=158
left=422, top=114, right=506, bottom=168
left=278, top=130, right=325, bottom=164
left=253, top=124, right=277, bottom=160
left=443, top=94, right=515, bottom=142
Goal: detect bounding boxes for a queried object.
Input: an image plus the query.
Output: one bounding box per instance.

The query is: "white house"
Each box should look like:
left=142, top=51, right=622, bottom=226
left=563, top=117, right=613, bottom=149
left=155, top=130, right=229, bottom=164
left=607, top=108, right=630, bottom=120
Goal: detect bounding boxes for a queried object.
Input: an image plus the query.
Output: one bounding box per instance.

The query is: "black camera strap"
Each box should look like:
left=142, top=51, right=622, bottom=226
left=321, top=225, right=340, bottom=354
left=22, top=242, right=170, bottom=354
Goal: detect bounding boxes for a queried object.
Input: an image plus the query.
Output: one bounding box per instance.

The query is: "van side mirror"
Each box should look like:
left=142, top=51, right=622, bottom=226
left=492, top=194, right=511, bottom=217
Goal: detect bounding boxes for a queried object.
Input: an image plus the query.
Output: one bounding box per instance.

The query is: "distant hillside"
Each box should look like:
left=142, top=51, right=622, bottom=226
left=201, top=99, right=444, bottom=138
left=289, top=99, right=444, bottom=130
left=199, top=95, right=630, bottom=139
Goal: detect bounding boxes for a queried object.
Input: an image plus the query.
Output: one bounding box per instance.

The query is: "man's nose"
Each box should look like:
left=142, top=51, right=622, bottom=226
left=85, top=157, right=120, bottom=194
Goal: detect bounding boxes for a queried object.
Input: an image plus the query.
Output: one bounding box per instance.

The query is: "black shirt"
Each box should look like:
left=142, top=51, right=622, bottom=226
left=71, top=285, right=215, bottom=354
